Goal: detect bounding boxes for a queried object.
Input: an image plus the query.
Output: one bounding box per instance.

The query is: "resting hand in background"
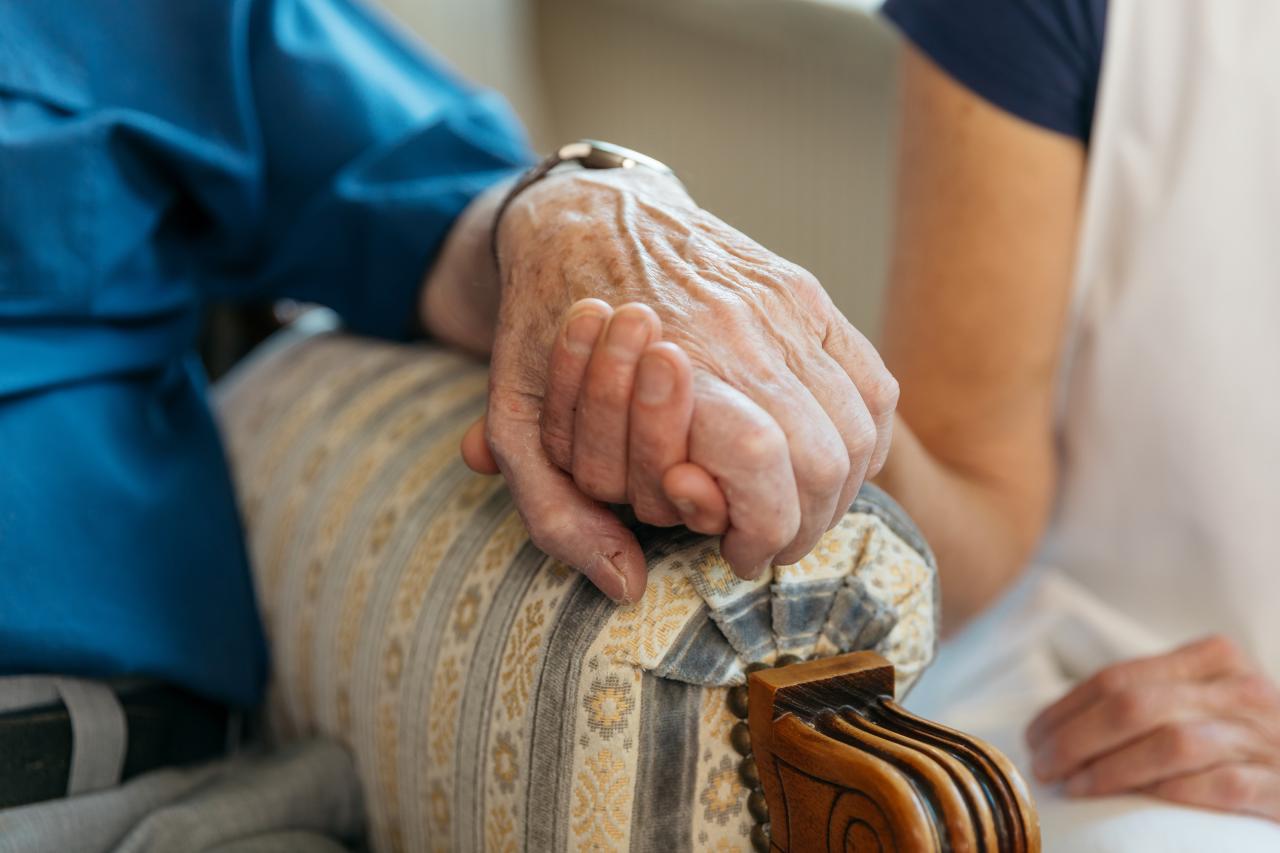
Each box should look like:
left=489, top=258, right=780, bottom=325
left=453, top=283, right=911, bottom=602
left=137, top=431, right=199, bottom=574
left=1026, top=635, right=1280, bottom=822
left=425, top=164, right=896, bottom=603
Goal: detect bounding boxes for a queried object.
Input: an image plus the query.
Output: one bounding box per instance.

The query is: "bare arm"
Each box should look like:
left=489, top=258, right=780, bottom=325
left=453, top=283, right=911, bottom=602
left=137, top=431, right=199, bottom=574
left=874, top=46, right=1086, bottom=633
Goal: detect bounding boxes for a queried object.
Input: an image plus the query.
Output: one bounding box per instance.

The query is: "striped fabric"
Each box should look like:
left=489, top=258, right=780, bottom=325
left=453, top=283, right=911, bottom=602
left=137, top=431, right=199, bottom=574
left=215, top=328, right=938, bottom=853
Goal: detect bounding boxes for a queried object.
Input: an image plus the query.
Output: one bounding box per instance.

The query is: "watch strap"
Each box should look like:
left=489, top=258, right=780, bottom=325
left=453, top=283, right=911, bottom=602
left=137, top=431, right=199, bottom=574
left=490, top=140, right=676, bottom=271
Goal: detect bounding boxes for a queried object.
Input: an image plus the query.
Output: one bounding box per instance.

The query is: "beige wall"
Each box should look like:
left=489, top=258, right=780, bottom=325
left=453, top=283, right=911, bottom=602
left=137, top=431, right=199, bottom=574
left=376, top=0, right=900, bottom=331
left=375, top=0, right=553, bottom=147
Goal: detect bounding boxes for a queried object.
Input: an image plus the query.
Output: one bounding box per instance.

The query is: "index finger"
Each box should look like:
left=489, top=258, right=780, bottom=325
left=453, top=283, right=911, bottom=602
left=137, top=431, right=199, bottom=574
left=1026, top=635, right=1252, bottom=747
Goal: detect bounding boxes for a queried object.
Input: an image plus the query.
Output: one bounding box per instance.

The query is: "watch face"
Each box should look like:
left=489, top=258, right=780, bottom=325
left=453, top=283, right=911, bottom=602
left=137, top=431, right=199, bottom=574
left=576, top=140, right=674, bottom=175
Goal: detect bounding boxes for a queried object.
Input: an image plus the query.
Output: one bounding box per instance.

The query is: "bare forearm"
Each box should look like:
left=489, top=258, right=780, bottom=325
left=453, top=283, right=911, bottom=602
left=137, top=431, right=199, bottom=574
left=418, top=178, right=513, bottom=356
left=875, top=415, right=1050, bottom=635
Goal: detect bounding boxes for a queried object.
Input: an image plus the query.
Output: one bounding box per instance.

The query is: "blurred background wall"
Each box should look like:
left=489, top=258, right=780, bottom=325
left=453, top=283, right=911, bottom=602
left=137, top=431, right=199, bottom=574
left=374, top=0, right=899, bottom=333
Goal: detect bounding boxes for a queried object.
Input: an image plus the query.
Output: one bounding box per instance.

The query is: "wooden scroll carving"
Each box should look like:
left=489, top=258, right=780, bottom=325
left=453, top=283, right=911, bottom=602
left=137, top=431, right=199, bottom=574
left=748, top=651, right=1040, bottom=852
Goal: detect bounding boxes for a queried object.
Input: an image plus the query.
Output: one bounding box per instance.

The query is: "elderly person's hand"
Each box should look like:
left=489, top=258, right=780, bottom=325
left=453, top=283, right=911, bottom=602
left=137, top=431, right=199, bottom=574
left=434, top=166, right=896, bottom=602
left=1026, top=635, right=1280, bottom=821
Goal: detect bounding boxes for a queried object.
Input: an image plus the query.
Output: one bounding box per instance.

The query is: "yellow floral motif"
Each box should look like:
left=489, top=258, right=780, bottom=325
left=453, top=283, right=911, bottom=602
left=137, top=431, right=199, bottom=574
left=603, top=572, right=697, bottom=664
left=499, top=599, right=545, bottom=719
left=700, top=688, right=735, bottom=743
left=429, top=781, right=450, bottom=833
left=301, top=445, right=329, bottom=484
left=789, top=528, right=848, bottom=577
left=368, top=506, right=398, bottom=556
left=492, top=733, right=519, bottom=793
left=384, top=637, right=404, bottom=689
left=571, top=749, right=630, bottom=850
left=689, top=549, right=738, bottom=597
left=429, top=657, right=461, bottom=768
left=582, top=674, right=635, bottom=739
left=700, top=754, right=744, bottom=826
left=385, top=407, right=427, bottom=442
left=486, top=805, right=518, bottom=853
left=304, top=557, right=323, bottom=600
left=453, top=585, right=481, bottom=639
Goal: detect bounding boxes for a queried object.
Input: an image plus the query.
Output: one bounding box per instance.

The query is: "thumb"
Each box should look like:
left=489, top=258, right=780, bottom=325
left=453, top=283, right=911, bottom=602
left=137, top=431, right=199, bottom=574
left=486, top=393, right=648, bottom=603
left=460, top=416, right=500, bottom=475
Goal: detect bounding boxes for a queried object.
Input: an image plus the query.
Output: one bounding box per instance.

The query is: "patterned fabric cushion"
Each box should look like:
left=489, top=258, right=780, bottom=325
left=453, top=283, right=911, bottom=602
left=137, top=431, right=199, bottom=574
left=215, top=327, right=938, bottom=853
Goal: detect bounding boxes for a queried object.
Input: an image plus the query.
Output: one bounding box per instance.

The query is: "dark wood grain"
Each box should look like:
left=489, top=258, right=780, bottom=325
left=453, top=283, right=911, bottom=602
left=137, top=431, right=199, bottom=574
left=748, top=651, right=1040, bottom=852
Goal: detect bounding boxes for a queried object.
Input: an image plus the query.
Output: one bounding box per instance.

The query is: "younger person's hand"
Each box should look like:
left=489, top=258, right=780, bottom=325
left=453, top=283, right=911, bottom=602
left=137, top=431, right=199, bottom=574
left=1026, top=635, right=1280, bottom=822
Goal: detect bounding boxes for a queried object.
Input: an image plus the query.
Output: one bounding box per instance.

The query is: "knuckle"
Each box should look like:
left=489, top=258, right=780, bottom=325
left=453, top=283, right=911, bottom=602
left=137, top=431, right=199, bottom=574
left=789, top=268, right=824, bottom=299
left=845, top=413, right=878, bottom=465
left=864, top=368, right=900, bottom=419
left=1093, top=667, right=1129, bottom=697
left=1198, top=633, right=1242, bottom=662
left=1108, top=688, right=1149, bottom=726
left=525, top=509, right=574, bottom=554
left=1216, top=767, right=1255, bottom=803
left=1234, top=674, right=1279, bottom=707
left=733, top=422, right=788, bottom=468
left=761, top=523, right=799, bottom=555
left=796, top=444, right=848, bottom=497
left=1159, top=724, right=1203, bottom=763
left=582, top=371, right=630, bottom=409
left=540, top=424, right=573, bottom=465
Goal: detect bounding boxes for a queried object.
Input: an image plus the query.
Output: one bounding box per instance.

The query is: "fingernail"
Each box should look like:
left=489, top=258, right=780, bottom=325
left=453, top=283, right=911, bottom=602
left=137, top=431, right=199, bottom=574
left=565, top=311, right=605, bottom=355
left=594, top=553, right=632, bottom=604
left=636, top=354, right=675, bottom=404
left=606, top=312, right=650, bottom=356
left=1065, top=771, right=1091, bottom=796
left=672, top=497, right=696, bottom=517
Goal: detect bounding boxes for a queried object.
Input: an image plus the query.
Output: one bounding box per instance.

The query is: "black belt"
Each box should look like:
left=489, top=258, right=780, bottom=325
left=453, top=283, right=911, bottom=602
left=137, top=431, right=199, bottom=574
left=0, top=682, right=233, bottom=810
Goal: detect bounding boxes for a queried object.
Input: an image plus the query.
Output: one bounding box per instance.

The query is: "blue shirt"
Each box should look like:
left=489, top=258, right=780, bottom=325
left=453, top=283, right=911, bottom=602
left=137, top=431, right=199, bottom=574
left=883, top=0, right=1107, bottom=142
left=0, top=0, right=531, bottom=707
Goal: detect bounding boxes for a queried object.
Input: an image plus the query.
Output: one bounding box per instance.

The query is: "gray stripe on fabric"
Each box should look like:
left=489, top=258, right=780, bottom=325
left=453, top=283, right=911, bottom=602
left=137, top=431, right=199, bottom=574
left=288, top=373, right=486, bottom=746
left=454, top=541, right=547, bottom=853
left=524, top=579, right=616, bottom=853
left=772, top=576, right=843, bottom=652
left=708, top=585, right=774, bottom=664
left=394, top=482, right=514, bottom=851
left=652, top=612, right=740, bottom=686
left=629, top=676, right=701, bottom=853
left=823, top=575, right=898, bottom=652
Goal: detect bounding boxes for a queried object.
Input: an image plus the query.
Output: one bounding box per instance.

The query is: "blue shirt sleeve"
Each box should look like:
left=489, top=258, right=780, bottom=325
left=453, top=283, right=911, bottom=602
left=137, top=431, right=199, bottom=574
left=0, top=0, right=533, bottom=707
left=882, top=0, right=1107, bottom=142
left=212, top=0, right=535, bottom=337
left=0, top=0, right=533, bottom=349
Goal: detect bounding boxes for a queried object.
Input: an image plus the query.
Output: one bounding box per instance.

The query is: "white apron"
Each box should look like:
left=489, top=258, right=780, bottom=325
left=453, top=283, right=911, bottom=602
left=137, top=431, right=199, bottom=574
left=907, top=1, right=1280, bottom=849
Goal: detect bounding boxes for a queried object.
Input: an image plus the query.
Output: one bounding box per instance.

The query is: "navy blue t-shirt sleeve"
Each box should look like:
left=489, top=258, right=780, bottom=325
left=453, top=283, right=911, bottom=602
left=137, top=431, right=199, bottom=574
left=882, top=0, right=1107, bottom=142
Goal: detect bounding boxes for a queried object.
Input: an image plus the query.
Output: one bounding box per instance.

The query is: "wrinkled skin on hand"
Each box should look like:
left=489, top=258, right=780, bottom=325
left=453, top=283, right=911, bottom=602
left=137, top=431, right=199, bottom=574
left=470, top=167, right=896, bottom=602
left=1027, top=635, right=1280, bottom=822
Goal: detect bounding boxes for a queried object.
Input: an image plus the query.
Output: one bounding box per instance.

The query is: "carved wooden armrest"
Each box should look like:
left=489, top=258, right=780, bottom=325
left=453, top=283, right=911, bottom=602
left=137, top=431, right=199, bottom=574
left=748, top=651, right=1040, bottom=852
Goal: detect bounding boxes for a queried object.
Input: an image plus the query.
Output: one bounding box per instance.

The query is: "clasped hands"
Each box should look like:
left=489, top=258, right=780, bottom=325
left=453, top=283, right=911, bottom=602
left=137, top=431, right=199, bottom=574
left=452, top=166, right=897, bottom=604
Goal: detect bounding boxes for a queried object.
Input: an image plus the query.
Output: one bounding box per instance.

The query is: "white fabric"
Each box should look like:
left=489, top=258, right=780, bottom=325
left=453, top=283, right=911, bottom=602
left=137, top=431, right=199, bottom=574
left=54, top=678, right=128, bottom=797
left=911, top=0, right=1280, bottom=848
left=1046, top=0, right=1280, bottom=674
left=908, top=570, right=1280, bottom=852
left=0, top=740, right=363, bottom=853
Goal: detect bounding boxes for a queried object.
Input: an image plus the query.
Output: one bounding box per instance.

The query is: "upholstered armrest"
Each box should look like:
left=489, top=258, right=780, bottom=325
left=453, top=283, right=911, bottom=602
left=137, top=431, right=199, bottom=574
left=215, top=327, right=1035, bottom=852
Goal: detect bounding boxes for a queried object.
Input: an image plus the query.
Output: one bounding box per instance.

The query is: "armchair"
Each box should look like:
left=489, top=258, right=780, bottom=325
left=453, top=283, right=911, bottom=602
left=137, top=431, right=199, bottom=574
left=215, top=325, right=1037, bottom=852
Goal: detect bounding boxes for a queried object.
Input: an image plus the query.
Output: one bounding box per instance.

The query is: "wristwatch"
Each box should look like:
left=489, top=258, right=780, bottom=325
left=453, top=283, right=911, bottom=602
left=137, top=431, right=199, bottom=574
left=490, top=140, right=679, bottom=270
